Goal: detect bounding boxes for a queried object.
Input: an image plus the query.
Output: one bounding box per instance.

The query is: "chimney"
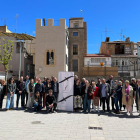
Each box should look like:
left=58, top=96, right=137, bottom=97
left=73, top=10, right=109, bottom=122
left=105, top=37, right=110, bottom=42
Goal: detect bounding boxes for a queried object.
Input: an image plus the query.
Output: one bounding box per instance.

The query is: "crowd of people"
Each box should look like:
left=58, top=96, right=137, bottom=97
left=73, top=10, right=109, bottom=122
left=74, top=75, right=140, bottom=116
left=0, top=74, right=140, bottom=116
left=0, top=76, right=58, bottom=113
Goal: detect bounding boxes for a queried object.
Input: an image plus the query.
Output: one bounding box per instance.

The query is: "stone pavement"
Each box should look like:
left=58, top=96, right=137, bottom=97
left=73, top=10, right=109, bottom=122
left=0, top=97, right=140, bottom=140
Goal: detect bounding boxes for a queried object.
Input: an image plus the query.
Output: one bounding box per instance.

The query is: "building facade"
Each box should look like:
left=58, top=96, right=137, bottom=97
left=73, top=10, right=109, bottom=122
left=100, top=37, right=138, bottom=77
left=35, top=19, right=69, bottom=79
left=68, top=18, right=87, bottom=80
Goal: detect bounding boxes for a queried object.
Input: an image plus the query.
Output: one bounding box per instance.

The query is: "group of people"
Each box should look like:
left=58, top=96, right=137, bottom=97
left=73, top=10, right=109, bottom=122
left=0, top=76, right=59, bottom=113
left=0, top=74, right=140, bottom=116
left=74, top=75, right=140, bottom=116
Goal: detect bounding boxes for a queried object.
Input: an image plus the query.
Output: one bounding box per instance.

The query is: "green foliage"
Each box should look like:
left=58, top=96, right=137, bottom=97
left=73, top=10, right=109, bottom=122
left=0, top=38, right=14, bottom=72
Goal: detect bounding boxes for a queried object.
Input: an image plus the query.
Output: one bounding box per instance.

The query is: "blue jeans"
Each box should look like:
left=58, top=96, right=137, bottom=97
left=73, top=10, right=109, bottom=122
left=6, top=93, right=15, bottom=109
left=83, top=94, right=91, bottom=112
left=34, top=103, right=42, bottom=111
left=16, top=92, right=25, bottom=107
left=115, top=97, right=119, bottom=111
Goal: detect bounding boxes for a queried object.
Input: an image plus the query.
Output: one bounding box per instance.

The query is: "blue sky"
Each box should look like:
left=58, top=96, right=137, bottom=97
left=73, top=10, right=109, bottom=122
left=0, top=0, right=140, bottom=54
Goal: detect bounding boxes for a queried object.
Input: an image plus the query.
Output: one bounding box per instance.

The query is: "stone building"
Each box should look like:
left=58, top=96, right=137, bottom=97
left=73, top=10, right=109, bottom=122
left=100, top=37, right=138, bottom=77
left=68, top=18, right=87, bottom=80
left=0, top=26, right=35, bottom=80
left=35, top=19, right=69, bottom=79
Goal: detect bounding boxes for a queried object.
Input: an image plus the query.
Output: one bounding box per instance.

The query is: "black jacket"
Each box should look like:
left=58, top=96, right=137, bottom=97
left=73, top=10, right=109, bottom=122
left=45, top=95, right=56, bottom=106
left=51, top=82, right=59, bottom=93
left=0, top=85, right=7, bottom=95
left=115, top=85, right=122, bottom=99
left=74, top=84, right=81, bottom=96
left=130, top=83, right=137, bottom=97
left=34, top=83, right=45, bottom=95
left=33, top=95, right=42, bottom=105
left=46, top=83, right=51, bottom=93
left=16, top=81, right=26, bottom=93
left=7, top=83, right=17, bottom=93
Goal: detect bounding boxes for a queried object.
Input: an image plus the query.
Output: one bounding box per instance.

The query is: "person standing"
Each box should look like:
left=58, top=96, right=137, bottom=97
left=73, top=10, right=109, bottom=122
left=42, top=77, right=47, bottom=108
left=92, top=82, right=99, bottom=112
left=122, top=80, right=134, bottom=116
left=46, top=78, right=51, bottom=94
left=136, top=79, right=140, bottom=116
left=74, top=79, right=82, bottom=110
left=99, top=78, right=110, bottom=113
left=34, top=76, right=38, bottom=85
left=34, top=78, right=45, bottom=107
left=130, top=78, right=137, bottom=111
left=114, top=81, right=122, bottom=114
left=106, top=75, right=115, bottom=110
left=0, top=79, right=6, bottom=110
left=46, top=90, right=57, bottom=113
left=24, top=75, right=30, bottom=106
left=81, top=78, right=86, bottom=87
left=82, top=81, right=92, bottom=113
left=96, top=78, right=102, bottom=107
left=51, top=77, right=59, bottom=102
left=27, top=79, right=35, bottom=109
left=74, top=75, right=78, bottom=85
left=6, top=77, right=16, bottom=111
left=16, top=76, right=26, bottom=110
left=51, top=76, right=54, bottom=86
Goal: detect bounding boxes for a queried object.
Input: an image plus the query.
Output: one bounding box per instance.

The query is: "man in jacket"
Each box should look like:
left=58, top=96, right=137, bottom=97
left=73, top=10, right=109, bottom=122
left=130, top=78, right=137, bottom=111
left=99, top=78, right=110, bottom=112
left=34, top=78, right=45, bottom=106
left=135, top=79, right=140, bottom=115
left=106, top=75, right=115, bottom=110
left=51, top=77, right=59, bottom=102
left=46, top=89, right=57, bottom=113
left=24, top=75, right=30, bottom=106
left=16, top=76, right=26, bottom=110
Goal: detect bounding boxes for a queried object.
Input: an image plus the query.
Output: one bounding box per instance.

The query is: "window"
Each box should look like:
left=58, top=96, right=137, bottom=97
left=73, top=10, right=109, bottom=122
left=91, top=58, right=106, bottom=63
left=73, top=32, right=78, bottom=36
left=73, top=45, right=78, bottom=55
left=74, top=23, right=79, bottom=28
left=115, top=45, right=124, bottom=54
left=46, top=50, right=54, bottom=65
left=73, top=60, right=78, bottom=71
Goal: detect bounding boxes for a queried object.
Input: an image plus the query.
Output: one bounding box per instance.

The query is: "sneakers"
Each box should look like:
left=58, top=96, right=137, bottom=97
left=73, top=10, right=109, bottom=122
left=15, top=107, right=18, bottom=110
left=22, top=107, right=24, bottom=110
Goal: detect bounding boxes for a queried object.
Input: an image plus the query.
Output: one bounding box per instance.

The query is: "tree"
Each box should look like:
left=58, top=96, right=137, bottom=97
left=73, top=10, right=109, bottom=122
left=0, top=38, right=14, bottom=82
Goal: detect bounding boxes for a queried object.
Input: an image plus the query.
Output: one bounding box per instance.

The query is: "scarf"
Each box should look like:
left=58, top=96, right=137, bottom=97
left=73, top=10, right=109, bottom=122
left=125, top=85, right=129, bottom=102
left=29, top=83, right=34, bottom=93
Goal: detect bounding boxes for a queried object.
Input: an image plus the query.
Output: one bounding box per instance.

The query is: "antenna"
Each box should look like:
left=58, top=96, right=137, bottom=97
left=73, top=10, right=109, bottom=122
left=100, top=28, right=113, bottom=38
left=118, top=29, right=126, bottom=41
left=80, top=10, right=83, bottom=17
left=97, top=43, right=100, bottom=52
left=14, top=14, right=19, bottom=34
left=1, top=18, right=9, bottom=26
left=12, top=25, right=14, bottom=33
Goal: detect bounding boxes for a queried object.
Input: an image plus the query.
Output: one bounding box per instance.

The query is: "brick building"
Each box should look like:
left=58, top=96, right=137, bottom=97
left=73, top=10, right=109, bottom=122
left=68, top=18, right=87, bottom=80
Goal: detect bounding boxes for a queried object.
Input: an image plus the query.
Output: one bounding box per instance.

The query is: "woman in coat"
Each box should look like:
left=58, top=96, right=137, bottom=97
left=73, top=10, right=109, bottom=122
left=27, top=79, right=35, bottom=109
left=91, top=82, right=99, bottom=112
left=74, top=79, right=82, bottom=110
left=82, top=80, right=92, bottom=113
left=122, top=80, right=134, bottom=116
left=6, top=77, right=16, bottom=111
left=0, top=79, right=6, bottom=109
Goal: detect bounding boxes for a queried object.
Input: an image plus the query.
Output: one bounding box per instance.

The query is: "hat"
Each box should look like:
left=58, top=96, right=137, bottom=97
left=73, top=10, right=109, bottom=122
left=131, top=78, right=136, bottom=81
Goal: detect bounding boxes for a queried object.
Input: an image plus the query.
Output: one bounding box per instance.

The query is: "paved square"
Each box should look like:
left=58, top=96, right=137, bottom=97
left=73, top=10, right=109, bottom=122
left=0, top=97, right=140, bottom=140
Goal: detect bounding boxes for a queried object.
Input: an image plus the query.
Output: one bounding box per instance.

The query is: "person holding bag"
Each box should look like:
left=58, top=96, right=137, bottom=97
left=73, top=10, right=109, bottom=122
left=122, top=80, right=134, bottom=116
left=92, top=82, right=99, bottom=113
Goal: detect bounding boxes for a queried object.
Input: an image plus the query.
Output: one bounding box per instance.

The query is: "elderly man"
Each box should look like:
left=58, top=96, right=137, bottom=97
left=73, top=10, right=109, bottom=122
left=74, top=75, right=78, bottom=85
left=99, top=78, right=110, bottom=112
left=106, top=75, right=115, bottom=110
left=51, top=77, right=59, bottom=102
left=81, top=78, right=86, bottom=87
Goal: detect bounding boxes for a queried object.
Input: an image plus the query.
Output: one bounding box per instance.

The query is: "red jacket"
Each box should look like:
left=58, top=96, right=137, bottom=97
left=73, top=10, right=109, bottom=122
left=92, top=87, right=99, bottom=99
